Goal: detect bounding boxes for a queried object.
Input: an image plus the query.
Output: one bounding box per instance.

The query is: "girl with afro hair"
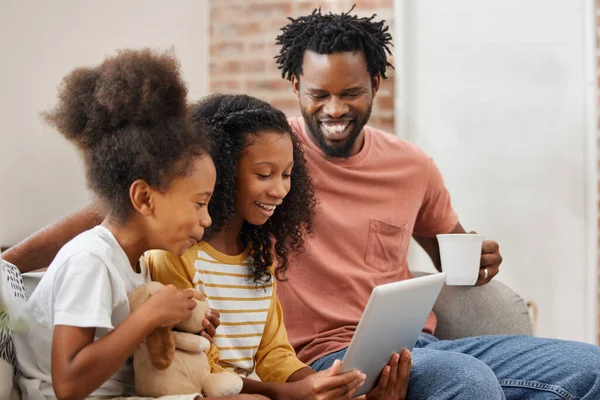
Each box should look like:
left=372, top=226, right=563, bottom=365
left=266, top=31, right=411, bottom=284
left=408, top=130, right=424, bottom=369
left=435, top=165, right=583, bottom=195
left=13, top=50, right=264, bottom=400
left=147, top=94, right=366, bottom=399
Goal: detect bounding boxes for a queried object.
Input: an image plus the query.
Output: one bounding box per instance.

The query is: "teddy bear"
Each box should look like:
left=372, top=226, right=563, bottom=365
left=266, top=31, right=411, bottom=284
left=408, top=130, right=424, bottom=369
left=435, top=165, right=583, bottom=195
left=128, top=281, right=243, bottom=398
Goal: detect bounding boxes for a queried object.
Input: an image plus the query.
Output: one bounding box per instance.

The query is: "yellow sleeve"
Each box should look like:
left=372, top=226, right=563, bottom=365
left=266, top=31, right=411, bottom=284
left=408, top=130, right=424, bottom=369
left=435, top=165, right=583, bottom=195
left=206, top=342, right=230, bottom=374
left=254, top=281, right=307, bottom=383
left=146, top=247, right=197, bottom=289
left=147, top=247, right=230, bottom=374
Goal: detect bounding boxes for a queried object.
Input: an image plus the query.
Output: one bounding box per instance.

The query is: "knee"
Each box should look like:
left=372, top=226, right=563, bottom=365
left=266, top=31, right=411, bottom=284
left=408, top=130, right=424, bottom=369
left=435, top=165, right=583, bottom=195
left=560, top=341, right=600, bottom=394
left=408, top=349, right=503, bottom=400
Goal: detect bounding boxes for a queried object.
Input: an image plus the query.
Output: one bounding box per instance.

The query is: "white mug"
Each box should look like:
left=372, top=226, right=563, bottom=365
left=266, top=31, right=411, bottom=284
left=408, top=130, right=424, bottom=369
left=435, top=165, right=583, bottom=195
left=436, top=234, right=484, bottom=286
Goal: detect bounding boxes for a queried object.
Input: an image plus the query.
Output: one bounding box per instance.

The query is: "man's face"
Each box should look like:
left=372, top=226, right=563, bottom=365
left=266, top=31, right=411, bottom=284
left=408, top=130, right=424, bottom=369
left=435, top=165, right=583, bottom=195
left=292, top=50, right=380, bottom=158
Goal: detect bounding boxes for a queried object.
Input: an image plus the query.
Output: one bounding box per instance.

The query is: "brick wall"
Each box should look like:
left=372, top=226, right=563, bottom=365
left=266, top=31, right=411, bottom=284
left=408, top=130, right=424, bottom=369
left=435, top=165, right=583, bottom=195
left=209, top=0, right=395, bottom=133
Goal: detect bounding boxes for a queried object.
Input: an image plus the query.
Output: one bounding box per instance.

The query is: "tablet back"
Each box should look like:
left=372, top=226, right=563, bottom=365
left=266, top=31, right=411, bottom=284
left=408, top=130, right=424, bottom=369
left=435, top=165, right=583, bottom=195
left=341, top=272, right=447, bottom=396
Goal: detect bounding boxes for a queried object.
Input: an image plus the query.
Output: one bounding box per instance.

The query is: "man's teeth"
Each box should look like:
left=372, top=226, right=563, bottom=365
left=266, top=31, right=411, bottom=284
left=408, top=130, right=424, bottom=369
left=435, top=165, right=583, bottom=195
left=322, top=122, right=349, bottom=135
left=255, top=202, right=276, bottom=211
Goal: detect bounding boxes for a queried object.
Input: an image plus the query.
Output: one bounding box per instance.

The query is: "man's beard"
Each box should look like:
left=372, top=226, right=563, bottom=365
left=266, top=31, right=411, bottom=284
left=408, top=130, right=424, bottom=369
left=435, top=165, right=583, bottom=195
left=301, top=105, right=372, bottom=158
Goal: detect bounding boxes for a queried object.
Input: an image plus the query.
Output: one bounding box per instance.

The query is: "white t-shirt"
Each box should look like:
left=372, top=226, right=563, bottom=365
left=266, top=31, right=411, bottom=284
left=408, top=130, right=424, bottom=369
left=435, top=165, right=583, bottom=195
left=14, top=225, right=151, bottom=400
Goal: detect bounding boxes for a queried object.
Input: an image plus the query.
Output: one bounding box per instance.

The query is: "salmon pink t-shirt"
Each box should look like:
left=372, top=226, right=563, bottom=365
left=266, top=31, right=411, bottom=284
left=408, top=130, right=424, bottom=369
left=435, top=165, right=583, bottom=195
left=277, top=118, right=458, bottom=365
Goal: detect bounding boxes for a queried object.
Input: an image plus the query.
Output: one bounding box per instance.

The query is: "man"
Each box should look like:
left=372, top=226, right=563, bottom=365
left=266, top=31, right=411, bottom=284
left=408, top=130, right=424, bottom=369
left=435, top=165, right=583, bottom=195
left=271, top=7, right=600, bottom=400
left=6, top=7, right=600, bottom=399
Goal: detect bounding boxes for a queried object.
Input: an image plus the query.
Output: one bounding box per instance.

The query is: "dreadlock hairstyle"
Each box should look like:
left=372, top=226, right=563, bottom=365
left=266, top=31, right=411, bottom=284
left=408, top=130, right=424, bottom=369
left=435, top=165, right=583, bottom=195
left=190, top=94, right=317, bottom=285
left=275, top=5, right=394, bottom=81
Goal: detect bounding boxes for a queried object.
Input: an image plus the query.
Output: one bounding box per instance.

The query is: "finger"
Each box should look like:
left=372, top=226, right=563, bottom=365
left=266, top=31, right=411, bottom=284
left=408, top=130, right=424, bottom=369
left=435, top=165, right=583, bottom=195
left=386, top=353, right=400, bottom=396
left=321, top=370, right=365, bottom=397
left=476, top=266, right=499, bottom=286
left=481, top=240, right=499, bottom=254
left=325, top=359, right=342, bottom=377
left=187, top=299, right=197, bottom=309
left=397, top=350, right=411, bottom=397
left=206, top=311, right=221, bottom=329
left=177, top=309, right=192, bottom=324
left=480, top=253, right=501, bottom=267
left=318, top=367, right=364, bottom=391
left=375, top=365, right=391, bottom=393
left=478, top=266, right=499, bottom=280
left=209, top=308, right=221, bottom=318
left=203, top=318, right=216, bottom=337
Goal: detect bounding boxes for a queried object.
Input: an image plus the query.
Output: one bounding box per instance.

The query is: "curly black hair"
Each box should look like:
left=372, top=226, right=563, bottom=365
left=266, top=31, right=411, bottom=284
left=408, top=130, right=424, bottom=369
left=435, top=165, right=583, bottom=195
left=190, top=94, right=317, bottom=284
left=43, top=49, right=210, bottom=222
left=275, top=5, right=394, bottom=81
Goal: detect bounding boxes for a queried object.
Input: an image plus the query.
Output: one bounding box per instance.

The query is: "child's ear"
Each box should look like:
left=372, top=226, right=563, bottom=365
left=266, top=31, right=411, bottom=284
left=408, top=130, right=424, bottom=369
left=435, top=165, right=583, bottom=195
left=129, top=180, right=154, bottom=216
left=146, top=327, right=175, bottom=370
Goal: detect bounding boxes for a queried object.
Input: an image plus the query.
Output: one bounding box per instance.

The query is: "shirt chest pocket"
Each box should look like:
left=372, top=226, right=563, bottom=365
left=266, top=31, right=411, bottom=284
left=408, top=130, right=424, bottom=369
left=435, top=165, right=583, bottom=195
left=365, top=220, right=409, bottom=272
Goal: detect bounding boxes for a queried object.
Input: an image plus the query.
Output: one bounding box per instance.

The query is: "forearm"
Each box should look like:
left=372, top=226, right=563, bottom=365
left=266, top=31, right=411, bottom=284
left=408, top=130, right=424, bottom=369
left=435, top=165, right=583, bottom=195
left=207, top=396, right=268, bottom=400
left=286, top=366, right=314, bottom=381
left=241, top=378, right=285, bottom=399
left=52, top=307, right=155, bottom=399
left=3, top=203, right=105, bottom=273
left=240, top=367, right=313, bottom=399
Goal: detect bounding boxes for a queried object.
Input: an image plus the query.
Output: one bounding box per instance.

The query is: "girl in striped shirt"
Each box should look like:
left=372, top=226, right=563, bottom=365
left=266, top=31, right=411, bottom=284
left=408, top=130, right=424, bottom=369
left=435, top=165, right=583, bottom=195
left=147, top=94, right=366, bottom=399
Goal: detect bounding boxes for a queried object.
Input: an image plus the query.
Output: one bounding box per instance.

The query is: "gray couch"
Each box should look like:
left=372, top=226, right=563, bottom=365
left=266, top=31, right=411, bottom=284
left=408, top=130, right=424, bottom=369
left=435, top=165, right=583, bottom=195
left=23, top=271, right=533, bottom=340
left=426, top=275, right=532, bottom=338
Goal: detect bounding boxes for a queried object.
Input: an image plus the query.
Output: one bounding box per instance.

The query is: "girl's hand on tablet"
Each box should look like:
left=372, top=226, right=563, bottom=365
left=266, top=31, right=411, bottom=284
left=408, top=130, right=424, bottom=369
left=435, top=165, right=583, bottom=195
left=358, top=349, right=412, bottom=400
left=282, top=359, right=366, bottom=399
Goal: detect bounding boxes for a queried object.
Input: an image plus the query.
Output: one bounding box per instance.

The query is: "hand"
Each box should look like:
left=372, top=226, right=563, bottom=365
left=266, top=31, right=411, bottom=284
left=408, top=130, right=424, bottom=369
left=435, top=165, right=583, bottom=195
left=201, top=308, right=221, bottom=342
left=280, top=359, right=366, bottom=399
left=470, top=231, right=502, bottom=286
left=357, top=350, right=412, bottom=400
left=144, top=284, right=197, bottom=327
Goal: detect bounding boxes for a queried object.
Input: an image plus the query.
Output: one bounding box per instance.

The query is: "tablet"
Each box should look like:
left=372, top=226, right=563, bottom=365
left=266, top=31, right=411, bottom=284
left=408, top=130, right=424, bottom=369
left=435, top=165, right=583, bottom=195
left=341, top=272, right=447, bottom=396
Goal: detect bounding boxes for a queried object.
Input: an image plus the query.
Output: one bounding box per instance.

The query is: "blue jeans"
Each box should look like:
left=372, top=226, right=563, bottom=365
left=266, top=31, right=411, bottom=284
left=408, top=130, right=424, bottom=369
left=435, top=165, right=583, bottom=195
left=310, top=334, right=600, bottom=399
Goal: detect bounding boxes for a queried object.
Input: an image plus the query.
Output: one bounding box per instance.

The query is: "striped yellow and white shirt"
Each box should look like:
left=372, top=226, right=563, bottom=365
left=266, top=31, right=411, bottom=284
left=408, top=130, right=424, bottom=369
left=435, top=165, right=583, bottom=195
left=146, top=242, right=306, bottom=383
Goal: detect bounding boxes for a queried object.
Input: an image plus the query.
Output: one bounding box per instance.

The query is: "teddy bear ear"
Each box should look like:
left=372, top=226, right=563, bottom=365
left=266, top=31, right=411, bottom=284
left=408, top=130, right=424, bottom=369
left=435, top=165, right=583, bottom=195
left=146, top=327, right=175, bottom=370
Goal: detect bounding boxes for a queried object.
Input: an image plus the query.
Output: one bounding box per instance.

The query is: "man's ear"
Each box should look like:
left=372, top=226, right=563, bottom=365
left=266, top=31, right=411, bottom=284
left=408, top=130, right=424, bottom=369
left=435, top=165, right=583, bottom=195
left=129, top=179, right=154, bottom=216
left=291, top=75, right=300, bottom=99
left=371, top=74, right=381, bottom=98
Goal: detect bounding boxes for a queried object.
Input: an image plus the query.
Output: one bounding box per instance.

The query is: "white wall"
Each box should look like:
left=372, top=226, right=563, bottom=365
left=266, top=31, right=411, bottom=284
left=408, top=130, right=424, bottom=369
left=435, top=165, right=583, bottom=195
left=395, top=0, right=598, bottom=343
left=0, top=0, right=209, bottom=246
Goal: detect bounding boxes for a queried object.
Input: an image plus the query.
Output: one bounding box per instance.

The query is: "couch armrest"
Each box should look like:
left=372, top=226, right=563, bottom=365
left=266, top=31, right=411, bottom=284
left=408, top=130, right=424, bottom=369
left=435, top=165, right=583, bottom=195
left=413, top=271, right=533, bottom=339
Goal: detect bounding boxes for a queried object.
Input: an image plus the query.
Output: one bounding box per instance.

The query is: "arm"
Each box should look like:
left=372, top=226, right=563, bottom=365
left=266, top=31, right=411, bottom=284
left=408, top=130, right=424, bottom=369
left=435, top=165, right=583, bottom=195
left=241, top=364, right=363, bottom=400
left=2, top=203, right=105, bottom=273
left=50, top=255, right=196, bottom=400
left=207, top=397, right=268, bottom=400
left=411, top=157, right=502, bottom=284
left=52, top=305, right=156, bottom=400
left=52, top=284, right=196, bottom=400
left=239, top=366, right=325, bottom=396
left=242, top=287, right=363, bottom=399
